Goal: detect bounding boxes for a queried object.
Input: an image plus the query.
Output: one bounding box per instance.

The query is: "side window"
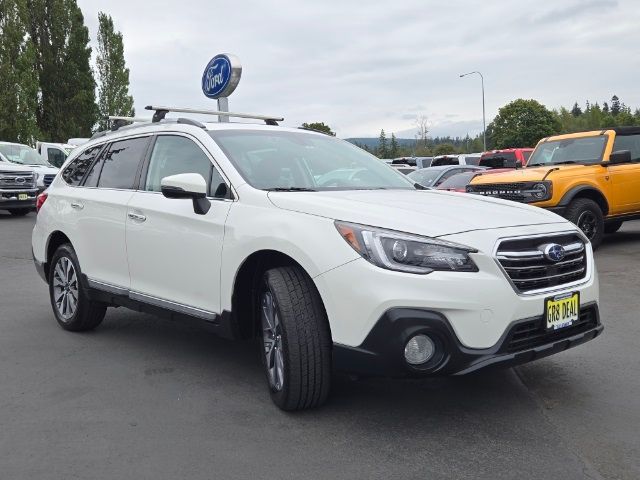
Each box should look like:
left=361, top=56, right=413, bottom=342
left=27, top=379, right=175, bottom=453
left=613, top=134, right=640, bottom=162
left=47, top=148, right=66, bottom=168
left=145, top=135, right=225, bottom=196
left=97, top=137, right=149, bottom=190
left=61, top=145, right=103, bottom=186
left=83, top=149, right=106, bottom=187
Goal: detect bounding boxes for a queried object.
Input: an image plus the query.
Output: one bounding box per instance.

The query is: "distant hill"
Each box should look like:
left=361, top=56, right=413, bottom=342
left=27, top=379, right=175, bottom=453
left=345, top=138, right=416, bottom=149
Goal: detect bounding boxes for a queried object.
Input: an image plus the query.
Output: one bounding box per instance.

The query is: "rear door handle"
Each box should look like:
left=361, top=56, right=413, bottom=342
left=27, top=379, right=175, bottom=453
left=127, top=212, right=146, bottom=222
left=70, top=202, right=84, bottom=210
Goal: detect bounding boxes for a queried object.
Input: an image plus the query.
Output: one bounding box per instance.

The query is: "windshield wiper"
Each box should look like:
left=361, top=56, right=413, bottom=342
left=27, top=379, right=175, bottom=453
left=266, top=187, right=317, bottom=192
left=414, top=183, right=428, bottom=190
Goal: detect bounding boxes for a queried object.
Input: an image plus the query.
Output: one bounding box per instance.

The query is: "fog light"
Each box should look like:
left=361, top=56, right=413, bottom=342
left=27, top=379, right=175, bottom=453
left=404, top=334, right=435, bottom=365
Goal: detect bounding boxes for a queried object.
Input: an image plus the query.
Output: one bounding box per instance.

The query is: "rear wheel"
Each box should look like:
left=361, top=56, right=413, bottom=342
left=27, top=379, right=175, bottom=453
left=49, top=244, right=106, bottom=331
left=565, top=198, right=604, bottom=250
left=259, top=266, right=332, bottom=411
left=8, top=208, right=30, bottom=216
left=604, top=220, right=623, bottom=234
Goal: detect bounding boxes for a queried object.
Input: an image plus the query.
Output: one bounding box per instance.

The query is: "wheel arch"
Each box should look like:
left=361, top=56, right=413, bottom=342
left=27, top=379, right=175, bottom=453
left=558, top=185, right=609, bottom=215
left=44, top=230, right=73, bottom=280
left=229, top=249, right=330, bottom=340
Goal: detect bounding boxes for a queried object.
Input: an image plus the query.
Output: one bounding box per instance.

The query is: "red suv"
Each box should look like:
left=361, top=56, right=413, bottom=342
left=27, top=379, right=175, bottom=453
left=479, top=148, right=533, bottom=168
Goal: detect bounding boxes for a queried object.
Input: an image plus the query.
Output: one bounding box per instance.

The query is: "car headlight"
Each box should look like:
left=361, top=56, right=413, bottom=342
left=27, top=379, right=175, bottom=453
left=522, top=181, right=552, bottom=202
left=335, top=221, right=478, bottom=274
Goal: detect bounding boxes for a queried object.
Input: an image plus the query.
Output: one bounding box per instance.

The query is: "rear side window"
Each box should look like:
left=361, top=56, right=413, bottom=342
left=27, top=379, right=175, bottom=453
left=97, top=137, right=149, bottom=190
left=144, top=135, right=224, bottom=196
left=613, top=134, right=640, bottom=162
left=61, top=145, right=103, bottom=186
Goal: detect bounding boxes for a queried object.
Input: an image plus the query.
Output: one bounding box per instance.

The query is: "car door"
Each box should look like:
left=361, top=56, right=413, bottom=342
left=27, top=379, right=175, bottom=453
left=125, top=133, right=232, bottom=318
left=607, top=133, right=640, bottom=212
left=66, top=135, right=150, bottom=290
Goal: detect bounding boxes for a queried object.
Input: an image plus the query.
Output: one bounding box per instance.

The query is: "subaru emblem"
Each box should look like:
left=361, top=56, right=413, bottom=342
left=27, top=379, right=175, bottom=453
left=544, top=243, right=566, bottom=262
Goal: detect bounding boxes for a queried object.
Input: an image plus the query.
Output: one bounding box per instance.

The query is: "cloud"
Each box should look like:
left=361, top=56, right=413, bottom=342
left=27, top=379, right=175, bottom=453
left=77, top=0, right=640, bottom=138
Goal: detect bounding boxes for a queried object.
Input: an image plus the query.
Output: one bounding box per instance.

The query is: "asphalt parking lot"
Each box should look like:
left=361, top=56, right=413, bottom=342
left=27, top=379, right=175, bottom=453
left=1, top=212, right=639, bottom=480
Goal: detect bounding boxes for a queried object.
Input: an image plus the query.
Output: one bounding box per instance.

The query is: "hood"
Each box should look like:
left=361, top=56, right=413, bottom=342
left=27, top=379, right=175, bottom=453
left=0, top=163, right=35, bottom=173
left=471, top=165, right=588, bottom=184
left=26, top=164, right=59, bottom=174
left=267, top=189, right=567, bottom=237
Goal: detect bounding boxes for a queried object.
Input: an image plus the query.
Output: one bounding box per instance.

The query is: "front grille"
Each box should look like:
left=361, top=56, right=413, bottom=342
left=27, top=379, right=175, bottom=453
left=0, top=171, right=36, bottom=190
left=466, top=182, right=528, bottom=202
left=501, top=305, right=598, bottom=353
left=496, top=233, right=588, bottom=293
left=43, top=174, right=55, bottom=187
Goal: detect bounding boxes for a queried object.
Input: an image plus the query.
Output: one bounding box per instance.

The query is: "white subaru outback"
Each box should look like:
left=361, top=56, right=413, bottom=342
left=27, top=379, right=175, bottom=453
left=32, top=110, right=602, bottom=410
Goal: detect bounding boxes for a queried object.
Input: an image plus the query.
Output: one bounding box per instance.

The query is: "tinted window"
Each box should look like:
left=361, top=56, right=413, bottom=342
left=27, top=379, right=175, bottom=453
left=61, top=145, right=103, bottom=186
left=437, top=172, right=476, bottom=189
left=98, top=137, right=149, bottom=189
left=145, top=136, right=225, bottom=196
left=613, top=134, right=640, bottom=162
left=83, top=152, right=105, bottom=187
left=480, top=152, right=517, bottom=168
left=431, top=156, right=459, bottom=167
left=47, top=148, right=67, bottom=168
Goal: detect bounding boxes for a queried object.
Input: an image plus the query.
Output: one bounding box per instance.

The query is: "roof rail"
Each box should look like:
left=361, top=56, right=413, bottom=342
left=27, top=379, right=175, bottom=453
left=107, top=115, right=151, bottom=131
left=145, top=105, right=284, bottom=125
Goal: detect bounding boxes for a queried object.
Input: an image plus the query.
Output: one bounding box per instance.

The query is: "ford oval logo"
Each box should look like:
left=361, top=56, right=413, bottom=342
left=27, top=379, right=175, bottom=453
left=544, top=244, right=566, bottom=262
left=15, top=176, right=26, bottom=184
left=201, top=54, right=242, bottom=99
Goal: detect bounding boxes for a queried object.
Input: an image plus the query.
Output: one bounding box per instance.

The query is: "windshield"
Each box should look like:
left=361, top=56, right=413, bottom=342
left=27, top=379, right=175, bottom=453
left=527, top=136, right=607, bottom=166
left=437, top=172, right=476, bottom=189
left=0, top=144, right=51, bottom=166
left=209, top=130, right=415, bottom=191
left=407, top=168, right=445, bottom=187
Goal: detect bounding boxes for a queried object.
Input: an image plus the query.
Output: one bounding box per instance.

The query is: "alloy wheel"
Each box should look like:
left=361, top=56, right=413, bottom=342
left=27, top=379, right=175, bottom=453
left=52, top=257, right=79, bottom=321
left=577, top=210, right=598, bottom=240
left=261, top=290, right=285, bottom=391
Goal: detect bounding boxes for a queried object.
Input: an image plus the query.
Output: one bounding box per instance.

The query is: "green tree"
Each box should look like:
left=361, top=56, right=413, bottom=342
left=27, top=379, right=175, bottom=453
left=377, top=129, right=388, bottom=158
left=489, top=99, right=560, bottom=148
left=0, top=0, right=40, bottom=143
left=26, top=0, right=97, bottom=141
left=96, top=12, right=134, bottom=131
left=610, top=95, right=620, bottom=116
left=389, top=133, right=399, bottom=157
left=570, top=102, right=582, bottom=117
left=301, top=122, right=335, bottom=136
left=433, top=143, right=456, bottom=155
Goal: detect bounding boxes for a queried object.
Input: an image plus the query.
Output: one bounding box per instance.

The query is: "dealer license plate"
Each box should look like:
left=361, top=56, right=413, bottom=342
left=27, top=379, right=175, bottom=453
left=18, top=193, right=28, bottom=200
left=545, top=292, right=580, bottom=330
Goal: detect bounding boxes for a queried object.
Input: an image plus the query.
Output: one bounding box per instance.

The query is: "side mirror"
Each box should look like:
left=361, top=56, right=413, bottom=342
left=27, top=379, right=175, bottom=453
left=161, top=173, right=211, bottom=215
left=607, top=150, right=632, bottom=165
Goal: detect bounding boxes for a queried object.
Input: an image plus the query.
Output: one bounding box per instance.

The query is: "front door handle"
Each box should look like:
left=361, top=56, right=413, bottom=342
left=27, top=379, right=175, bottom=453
left=127, top=212, right=146, bottom=222
left=70, top=202, right=84, bottom=210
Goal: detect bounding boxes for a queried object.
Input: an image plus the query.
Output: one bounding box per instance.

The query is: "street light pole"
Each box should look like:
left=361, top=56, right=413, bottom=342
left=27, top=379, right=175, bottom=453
left=460, top=71, right=486, bottom=151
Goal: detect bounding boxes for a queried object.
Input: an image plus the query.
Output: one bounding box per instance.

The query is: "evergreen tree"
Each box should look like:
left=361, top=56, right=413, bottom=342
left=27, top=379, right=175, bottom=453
left=301, top=122, right=335, bottom=136
left=602, top=102, right=609, bottom=114
left=96, top=12, right=134, bottom=131
left=377, top=129, right=388, bottom=158
left=390, top=133, right=399, bottom=158
left=0, top=0, right=40, bottom=143
left=570, top=102, right=582, bottom=117
left=26, top=0, right=97, bottom=141
left=610, top=95, right=621, bottom=116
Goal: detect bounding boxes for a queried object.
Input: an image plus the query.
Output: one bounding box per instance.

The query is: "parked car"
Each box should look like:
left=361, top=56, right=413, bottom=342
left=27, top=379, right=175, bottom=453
left=431, top=154, right=482, bottom=167
left=32, top=109, right=601, bottom=410
left=408, top=165, right=484, bottom=188
left=36, top=142, right=75, bottom=168
left=391, top=164, right=417, bottom=175
left=467, top=127, right=640, bottom=248
left=0, top=162, right=38, bottom=215
left=436, top=168, right=515, bottom=193
left=0, top=142, right=59, bottom=192
left=479, top=148, right=533, bottom=169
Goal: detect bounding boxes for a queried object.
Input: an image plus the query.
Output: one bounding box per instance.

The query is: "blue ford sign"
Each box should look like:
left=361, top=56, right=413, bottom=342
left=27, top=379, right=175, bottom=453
left=201, top=54, right=242, bottom=99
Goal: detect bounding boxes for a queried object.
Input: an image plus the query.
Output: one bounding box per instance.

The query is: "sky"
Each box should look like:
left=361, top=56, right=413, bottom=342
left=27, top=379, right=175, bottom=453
left=77, top=0, right=640, bottom=139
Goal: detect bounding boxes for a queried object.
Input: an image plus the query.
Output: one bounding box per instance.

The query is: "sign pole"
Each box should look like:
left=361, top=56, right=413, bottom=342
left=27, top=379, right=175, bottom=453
left=217, top=97, right=229, bottom=123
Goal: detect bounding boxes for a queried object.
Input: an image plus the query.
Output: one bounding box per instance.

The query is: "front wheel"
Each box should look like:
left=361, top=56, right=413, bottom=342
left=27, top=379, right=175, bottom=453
left=49, top=244, right=106, bottom=331
left=564, top=198, right=604, bottom=250
left=259, top=266, right=332, bottom=411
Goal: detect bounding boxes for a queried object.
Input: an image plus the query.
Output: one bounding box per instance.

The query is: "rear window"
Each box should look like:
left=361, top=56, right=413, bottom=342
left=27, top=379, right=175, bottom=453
left=480, top=152, right=518, bottom=168
left=613, top=134, right=640, bottom=162
left=463, top=155, right=481, bottom=166
left=431, top=156, right=459, bottom=167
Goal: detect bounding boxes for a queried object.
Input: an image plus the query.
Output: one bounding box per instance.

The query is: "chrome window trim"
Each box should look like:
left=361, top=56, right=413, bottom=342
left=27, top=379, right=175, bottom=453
left=492, top=230, right=592, bottom=297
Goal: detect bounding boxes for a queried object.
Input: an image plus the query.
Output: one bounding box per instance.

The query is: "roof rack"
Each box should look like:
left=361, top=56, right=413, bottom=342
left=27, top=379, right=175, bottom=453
left=145, top=105, right=284, bottom=125
left=106, top=115, right=151, bottom=131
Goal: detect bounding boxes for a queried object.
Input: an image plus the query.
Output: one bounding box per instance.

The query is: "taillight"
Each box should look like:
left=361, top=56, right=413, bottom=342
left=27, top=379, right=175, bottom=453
left=36, top=192, right=48, bottom=213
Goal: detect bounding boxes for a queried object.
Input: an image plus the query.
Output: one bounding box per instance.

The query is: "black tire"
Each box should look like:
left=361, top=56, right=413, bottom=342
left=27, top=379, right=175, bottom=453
left=259, top=266, right=332, bottom=411
left=8, top=208, right=30, bottom=216
left=604, top=220, right=623, bottom=234
left=564, top=198, right=604, bottom=250
left=49, top=244, right=106, bottom=331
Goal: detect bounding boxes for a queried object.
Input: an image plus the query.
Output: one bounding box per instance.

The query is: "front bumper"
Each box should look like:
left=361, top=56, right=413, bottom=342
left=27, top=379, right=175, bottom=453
left=0, top=199, right=36, bottom=210
left=333, top=303, right=602, bottom=377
